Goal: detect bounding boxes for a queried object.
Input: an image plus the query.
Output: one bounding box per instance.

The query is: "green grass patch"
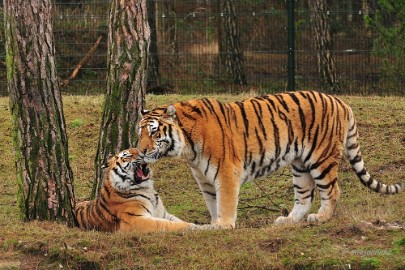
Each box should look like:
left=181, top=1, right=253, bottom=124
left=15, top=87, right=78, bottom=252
left=361, top=258, right=381, bottom=269
left=70, top=118, right=84, bottom=128
left=396, top=237, right=405, bottom=246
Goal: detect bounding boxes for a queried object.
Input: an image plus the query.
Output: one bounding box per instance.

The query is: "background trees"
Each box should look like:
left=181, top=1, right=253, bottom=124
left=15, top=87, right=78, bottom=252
left=364, top=0, right=404, bottom=89
left=92, top=0, right=150, bottom=198
left=4, top=0, right=75, bottom=224
left=1, top=0, right=402, bottom=95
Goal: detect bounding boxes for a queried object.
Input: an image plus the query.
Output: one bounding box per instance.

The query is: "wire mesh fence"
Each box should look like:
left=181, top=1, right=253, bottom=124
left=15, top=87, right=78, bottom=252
left=0, top=0, right=403, bottom=96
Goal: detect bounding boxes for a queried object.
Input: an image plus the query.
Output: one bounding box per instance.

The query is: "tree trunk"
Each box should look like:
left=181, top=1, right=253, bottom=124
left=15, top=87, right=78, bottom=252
left=308, top=0, right=340, bottom=92
left=92, top=0, right=150, bottom=198
left=4, top=0, right=76, bottom=224
left=147, top=0, right=161, bottom=90
left=218, top=0, right=247, bottom=85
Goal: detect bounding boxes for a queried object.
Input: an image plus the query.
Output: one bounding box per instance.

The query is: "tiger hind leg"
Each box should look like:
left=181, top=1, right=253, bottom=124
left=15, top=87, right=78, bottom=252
left=275, top=163, right=315, bottom=225
left=307, top=162, right=341, bottom=223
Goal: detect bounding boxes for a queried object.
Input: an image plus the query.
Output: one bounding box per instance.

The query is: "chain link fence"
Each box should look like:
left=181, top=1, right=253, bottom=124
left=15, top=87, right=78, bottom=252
left=0, top=0, right=403, bottom=95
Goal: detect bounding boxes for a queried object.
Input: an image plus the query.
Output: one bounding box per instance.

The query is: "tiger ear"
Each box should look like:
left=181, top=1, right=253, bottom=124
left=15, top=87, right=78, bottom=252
left=104, top=153, right=115, bottom=168
left=163, top=105, right=176, bottom=120
left=141, top=109, right=149, bottom=116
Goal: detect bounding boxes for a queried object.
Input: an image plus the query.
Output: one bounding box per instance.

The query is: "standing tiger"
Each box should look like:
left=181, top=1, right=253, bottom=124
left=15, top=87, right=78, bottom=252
left=137, top=90, right=403, bottom=229
left=75, top=148, right=197, bottom=233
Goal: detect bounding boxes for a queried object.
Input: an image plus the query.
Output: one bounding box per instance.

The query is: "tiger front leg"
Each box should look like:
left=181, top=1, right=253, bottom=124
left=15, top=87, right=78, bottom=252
left=119, top=214, right=197, bottom=233
left=192, top=161, right=241, bottom=229
left=191, top=167, right=218, bottom=224
left=163, top=212, right=186, bottom=223
left=212, top=171, right=240, bottom=229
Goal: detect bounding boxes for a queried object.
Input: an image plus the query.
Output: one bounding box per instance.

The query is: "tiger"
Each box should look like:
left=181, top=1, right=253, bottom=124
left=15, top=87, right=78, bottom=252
left=75, top=148, right=197, bottom=233
left=137, top=90, right=403, bottom=229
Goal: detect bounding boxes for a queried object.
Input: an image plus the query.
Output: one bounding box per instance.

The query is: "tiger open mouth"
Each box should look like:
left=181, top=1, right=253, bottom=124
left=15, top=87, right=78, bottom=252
left=135, top=162, right=150, bottom=183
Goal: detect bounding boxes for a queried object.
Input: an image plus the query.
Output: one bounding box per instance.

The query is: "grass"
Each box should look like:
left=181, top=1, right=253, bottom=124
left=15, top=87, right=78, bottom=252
left=0, top=93, right=404, bottom=269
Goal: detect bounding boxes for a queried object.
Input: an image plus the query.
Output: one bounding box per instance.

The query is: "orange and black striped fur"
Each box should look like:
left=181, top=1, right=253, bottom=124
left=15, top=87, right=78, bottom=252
left=137, top=91, right=403, bottom=228
left=75, top=148, right=196, bottom=233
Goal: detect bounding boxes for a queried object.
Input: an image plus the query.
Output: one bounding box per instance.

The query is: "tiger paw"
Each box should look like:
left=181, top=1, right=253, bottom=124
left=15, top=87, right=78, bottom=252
left=212, top=219, right=235, bottom=229
left=186, top=224, right=200, bottom=231
left=274, top=216, right=294, bottom=225
left=307, top=214, right=326, bottom=224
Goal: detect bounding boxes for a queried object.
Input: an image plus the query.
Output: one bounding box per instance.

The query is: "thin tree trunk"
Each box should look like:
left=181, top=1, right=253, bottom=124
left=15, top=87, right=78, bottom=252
left=218, top=0, right=247, bottom=85
left=308, top=0, right=340, bottom=92
left=147, top=0, right=161, bottom=90
left=162, top=0, right=178, bottom=66
left=92, top=0, right=150, bottom=198
left=4, top=0, right=76, bottom=224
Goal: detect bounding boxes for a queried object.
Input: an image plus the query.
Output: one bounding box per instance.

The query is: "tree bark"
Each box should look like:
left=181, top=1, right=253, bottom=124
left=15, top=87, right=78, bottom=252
left=218, top=0, right=247, bottom=85
left=308, top=0, right=340, bottom=92
left=4, top=0, right=76, bottom=224
left=92, top=0, right=150, bottom=198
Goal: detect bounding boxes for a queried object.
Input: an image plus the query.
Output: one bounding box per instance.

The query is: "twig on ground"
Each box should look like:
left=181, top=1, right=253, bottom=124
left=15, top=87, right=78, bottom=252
left=239, top=204, right=281, bottom=213
left=253, top=180, right=289, bottom=216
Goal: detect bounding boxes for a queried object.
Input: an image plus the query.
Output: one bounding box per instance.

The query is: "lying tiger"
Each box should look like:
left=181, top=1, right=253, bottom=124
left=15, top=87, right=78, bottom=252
left=75, top=148, right=197, bottom=233
left=137, top=90, right=403, bottom=229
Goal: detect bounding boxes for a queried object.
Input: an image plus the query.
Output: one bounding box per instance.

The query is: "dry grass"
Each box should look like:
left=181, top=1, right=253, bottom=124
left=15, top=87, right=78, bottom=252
left=0, top=93, right=404, bottom=269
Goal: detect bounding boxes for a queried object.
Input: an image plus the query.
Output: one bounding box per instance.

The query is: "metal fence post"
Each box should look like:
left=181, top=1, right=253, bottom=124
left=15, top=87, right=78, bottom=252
left=287, top=0, right=295, bottom=91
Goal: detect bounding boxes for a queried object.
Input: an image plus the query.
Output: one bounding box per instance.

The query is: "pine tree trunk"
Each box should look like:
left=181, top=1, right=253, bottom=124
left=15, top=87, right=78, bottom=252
left=4, top=0, right=76, bottom=224
left=308, top=0, right=340, bottom=92
left=147, top=0, right=161, bottom=90
left=218, top=0, right=247, bottom=85
left=92, top=0, right=150, bottom=198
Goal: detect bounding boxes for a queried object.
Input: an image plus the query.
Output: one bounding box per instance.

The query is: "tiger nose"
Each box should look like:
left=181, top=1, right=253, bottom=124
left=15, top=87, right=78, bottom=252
left=143, top=149, right=147, bottom=154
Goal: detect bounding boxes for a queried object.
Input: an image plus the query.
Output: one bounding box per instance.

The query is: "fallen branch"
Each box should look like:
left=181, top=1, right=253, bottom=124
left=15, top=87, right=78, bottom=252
left=60, top=35, right=103, bottom=87
left=361, top=220, right=404, bottom=230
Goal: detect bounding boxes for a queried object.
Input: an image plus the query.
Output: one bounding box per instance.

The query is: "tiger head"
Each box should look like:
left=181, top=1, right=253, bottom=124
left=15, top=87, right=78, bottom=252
left=137, top=105, right=185, bottom=163
left=107, top=148, right=151, bottom=192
